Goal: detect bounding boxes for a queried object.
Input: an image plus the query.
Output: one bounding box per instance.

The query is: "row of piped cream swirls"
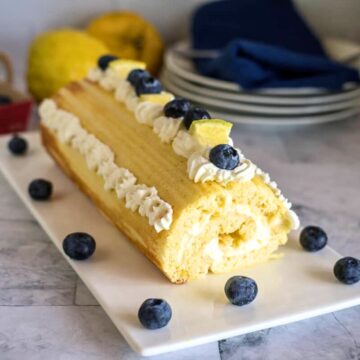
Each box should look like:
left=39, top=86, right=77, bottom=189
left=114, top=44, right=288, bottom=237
left=87, top=67, right=299, bottom=229
left=89, top=68, right=183, bottom=144
left=87, top=68, right=255, bottom=184
left=39, top=98, right=173, bottom=233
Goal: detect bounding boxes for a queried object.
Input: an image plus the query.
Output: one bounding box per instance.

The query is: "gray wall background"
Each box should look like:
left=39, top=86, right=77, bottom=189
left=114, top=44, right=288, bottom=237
left=1, top=0, right=359, bottom=90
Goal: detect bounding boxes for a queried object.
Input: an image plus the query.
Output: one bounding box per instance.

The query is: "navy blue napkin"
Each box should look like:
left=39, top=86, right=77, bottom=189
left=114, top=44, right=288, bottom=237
left=191, top=0, right=360, bottom=90
left=192, top=0, right=326, bottom=56
left=197, top=40, right=360, bottom=90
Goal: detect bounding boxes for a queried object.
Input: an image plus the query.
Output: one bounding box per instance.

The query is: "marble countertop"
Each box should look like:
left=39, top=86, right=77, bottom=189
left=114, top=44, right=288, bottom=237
left=0, top=117, right=360, bottom=360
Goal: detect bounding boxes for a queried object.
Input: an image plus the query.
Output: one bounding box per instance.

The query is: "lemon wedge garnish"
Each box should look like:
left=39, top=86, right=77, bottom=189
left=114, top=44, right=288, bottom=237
left=109, top=59, right=146, bottom=78
left=189, top=119, right=233, bottom=146
left=139, top=92, right=174, bottom=105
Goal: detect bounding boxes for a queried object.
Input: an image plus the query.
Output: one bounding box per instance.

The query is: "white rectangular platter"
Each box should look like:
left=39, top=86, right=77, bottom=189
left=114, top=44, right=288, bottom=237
left=0, top=132, right=359, bottom=357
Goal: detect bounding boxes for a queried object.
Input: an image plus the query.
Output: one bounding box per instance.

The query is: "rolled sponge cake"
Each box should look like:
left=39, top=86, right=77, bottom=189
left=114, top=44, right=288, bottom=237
left=40, top=79, right=296, bottom=284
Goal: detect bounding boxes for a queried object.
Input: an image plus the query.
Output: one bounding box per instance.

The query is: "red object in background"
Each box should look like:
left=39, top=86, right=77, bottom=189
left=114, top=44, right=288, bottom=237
left=0, top=51, right=33, bottom=134
left=0, top=100, right=33, bottom=134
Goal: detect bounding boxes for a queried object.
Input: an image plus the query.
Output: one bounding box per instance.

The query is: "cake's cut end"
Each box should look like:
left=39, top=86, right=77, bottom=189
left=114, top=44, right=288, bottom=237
left=160, top=176, right=295, bottom=283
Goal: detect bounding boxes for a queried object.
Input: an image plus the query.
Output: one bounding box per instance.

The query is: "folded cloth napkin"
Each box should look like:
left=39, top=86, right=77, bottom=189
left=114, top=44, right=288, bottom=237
left=196, top=40, right=360, bottom=90
left=192, top=0, right=360, bottom=90
left=192, top=0, right=326, bottom=57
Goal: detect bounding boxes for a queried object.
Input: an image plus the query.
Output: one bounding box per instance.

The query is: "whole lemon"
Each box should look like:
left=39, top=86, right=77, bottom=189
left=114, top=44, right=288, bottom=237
left=27, top=29, right=108, bottom=101
left=87, top=12, right=164, bottom=75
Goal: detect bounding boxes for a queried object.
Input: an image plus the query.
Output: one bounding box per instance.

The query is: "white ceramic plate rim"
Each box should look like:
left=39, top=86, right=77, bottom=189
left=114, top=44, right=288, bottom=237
left=1, top=133, right=360, bottom=357
left=161, top=75, right=360, bottom=126
left=162, top=68, right=360, bottom=106
left=161, top=71, right=360, bottom=115
left=166, top=40, right=359, bottom=96
left=207, top=107, right=360, bottom=126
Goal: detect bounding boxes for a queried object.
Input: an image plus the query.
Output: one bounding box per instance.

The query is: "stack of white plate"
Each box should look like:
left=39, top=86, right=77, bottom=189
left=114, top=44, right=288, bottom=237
left=160, top=40, right=360, bottom=126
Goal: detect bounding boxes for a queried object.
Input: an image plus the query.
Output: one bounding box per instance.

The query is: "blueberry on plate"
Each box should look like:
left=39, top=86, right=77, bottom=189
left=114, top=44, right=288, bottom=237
left=62, top=232, right=96, bottom=260
left=135, top=76, right=162, bottom=96
left=28, top=179, right=52, bottom=201
left=98, top=54, right=118, bottom=71
left=183, top=106, right=210, bottom=129
left=334, top=257, right=360, bottom=284
left=163, top=98, right=191, bottom=118
left=225, top=276, right=258, bottom=306
left=0, top=95, right=12, bottom=106
left=209, top=144, right=239, bottom=170
left=8, top=134, right=28, bottom=155
left=138, top=298, right=172, bottom=329
left=127, top=69, right=151, bottom=86
left=300, top=226, right=328, bottom=252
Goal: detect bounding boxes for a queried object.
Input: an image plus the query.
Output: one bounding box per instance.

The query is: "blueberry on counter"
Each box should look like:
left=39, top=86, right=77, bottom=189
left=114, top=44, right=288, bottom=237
left=127, top=69, right=150, bottom=86
left=183, top=106, right=210, bottom=129
left=28, top=179, right=52, bottom=200
left=138, top=298, right=172, bottom=329
left=0, top=95, right=12, bottom=105
left=300, top=226, right=328, bottom=252
left=225, top=276, right=258, bottom=306
left=334, top=257, right=360, bottom=285
left=209, top=144, right=239, bottom=170
left=164, top=98, right=191, bottom=118
left=8, top=134, right=28, bottom=155
left=98, top=54, right=118, bottom=71
left=135, top=77, right=162, bottom=96
left=63, top=232, right=96, bottom=260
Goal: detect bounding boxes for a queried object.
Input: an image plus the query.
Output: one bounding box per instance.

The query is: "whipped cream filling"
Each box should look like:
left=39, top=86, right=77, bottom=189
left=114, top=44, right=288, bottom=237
left=203, top=238, right=224, bottom=264
left=86, top=67, right=299, bottom=229
left=204, top=205, right=271, bottom=266
left=176, top=215, right=211, bottom=264
left=39, top=99, right=173, bottom=233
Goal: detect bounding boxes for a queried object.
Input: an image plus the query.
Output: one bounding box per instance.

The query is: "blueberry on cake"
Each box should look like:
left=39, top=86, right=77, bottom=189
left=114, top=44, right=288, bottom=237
left=39, top=58, right=299, bottom=283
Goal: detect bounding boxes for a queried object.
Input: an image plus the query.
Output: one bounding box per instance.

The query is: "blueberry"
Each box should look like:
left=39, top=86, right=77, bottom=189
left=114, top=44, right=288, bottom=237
left=62, top=232, right=96, bottom=260
left=138, top=298, right=172, bottom=329
left=209, top=144, right=239, bottom=170
left=334, top=257, right=360, bottom=284
left=299, top=226, right=327, bottom=252
left=183, top=106, right=210, bottom=129
left=8, top=134, right=27, bottom=155
left=225, top=276, right=258, bottom=306
left=135, top=77, right=162, bottom=96
left=163, top=98, right=191, bottom=118
left=127, top=69, right=151, bottom=86
left=98, top=54, right=118, bottom=71
left=0, top=95, right=12, bottom=106
left=28, top=179, right=52, bottom=201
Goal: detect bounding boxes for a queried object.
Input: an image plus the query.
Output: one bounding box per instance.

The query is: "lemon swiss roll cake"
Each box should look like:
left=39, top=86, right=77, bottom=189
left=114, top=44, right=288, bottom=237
left=39, top=56, right=300, bottom=284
